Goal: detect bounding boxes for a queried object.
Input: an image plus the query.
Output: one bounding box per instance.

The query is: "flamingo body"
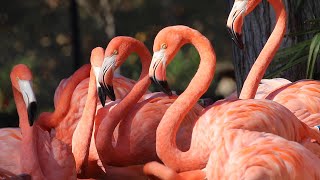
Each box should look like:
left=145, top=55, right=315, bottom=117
left=265, top=80, right=320, bottom=126
left=206, top=129, right=320, bottom=180
left=0, top=128, right=22, bottom=174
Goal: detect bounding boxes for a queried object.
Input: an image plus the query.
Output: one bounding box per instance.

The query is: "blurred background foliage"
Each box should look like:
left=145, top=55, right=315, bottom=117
left=0, top=0, right=234, bottom=127
left=267, top=19, right=320, bottom=79
left=0, top=0, right=318, bottom=127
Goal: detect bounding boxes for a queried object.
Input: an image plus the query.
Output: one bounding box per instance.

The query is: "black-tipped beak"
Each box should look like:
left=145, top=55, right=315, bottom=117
left=18, top=174, right=32, bottom=180
left=98, top=55, right=117, bottom=105
left=100, top=84, right=116, bottom=102
left=149, top=49, right=172, bottom=96
left=98, top=86, right=107, bottom=107
left=226, top=2, right=246, bottom=49
left=227, top=27, right=244, bottom=49
left=27, top=101, right=37, bottom=126
left=18, top=80, right=37, bottom=126
left=150, top=77, right=172, bottom=96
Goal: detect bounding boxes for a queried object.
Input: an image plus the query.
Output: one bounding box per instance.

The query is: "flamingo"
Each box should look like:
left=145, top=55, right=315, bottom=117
left=148, top=25, right=320, bottom=173
left=95, top=36, right=203, bottom=169
left=206, top=129, right=320, bottom=179
left=227, top=0, right=320, bottom=128
left=144, top=131, right=320, bottom=180
left=70, top=47, right=145, bottom=178
left=35, top=47, right=138, bottom=177
left=7, top=48, right=107, bottom=179
left=10, top=64, right=76, bottom=179
left=0, top=64, right=90, bottom=176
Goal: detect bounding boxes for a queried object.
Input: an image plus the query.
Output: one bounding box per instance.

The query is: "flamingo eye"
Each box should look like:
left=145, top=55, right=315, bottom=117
left=113, top=50, right=118, bottom=55
left=161, top=43, right=167, bottom=49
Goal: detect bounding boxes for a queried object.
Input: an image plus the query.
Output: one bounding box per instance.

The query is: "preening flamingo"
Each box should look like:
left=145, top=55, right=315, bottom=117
left=95, top=36, right=202, bottom=168
left=34, top=48, right=135, bottom=178
left=227, top=0, right=320, bottom=127
left=41, top=54, right=138, bottom=134
left=10, top=64, right=76, bottom=179
left=70, top=47, right=109, bottom=177
left=149, top=25, right=320, bottom=173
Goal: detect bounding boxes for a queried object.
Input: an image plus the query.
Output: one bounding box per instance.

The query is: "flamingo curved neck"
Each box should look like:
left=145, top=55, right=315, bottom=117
left=156, top=28, right=216, bottom=171
left=12, top=82, right=44, bottom=178
left=46, top=64, right=91, bottom=128
left=12, top=88, right=30, bottom=134
left=72, top=68, right=98, bottom=174
left=239, top=0, right=286, bottom=99
left=96, top=42, right=151, bottom=166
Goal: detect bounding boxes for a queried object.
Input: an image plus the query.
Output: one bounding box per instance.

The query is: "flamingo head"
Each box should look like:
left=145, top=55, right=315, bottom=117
left=226, top=0, right=262, bottom=49
left=98, top=37, right=141, bottom=105
left=149, top=26, right=190, bottom=95
left=89, top=47, right=109, bottom=106
left=10, top=64, right=37, bottom=126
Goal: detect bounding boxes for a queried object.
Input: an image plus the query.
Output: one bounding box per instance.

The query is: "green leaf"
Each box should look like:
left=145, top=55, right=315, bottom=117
left=306, top=33, right=320, bottom=79
left=266, top=51, right=308, bottom=78
left=286, top=29, right=320, bottom=37
left=274, top=40, right=311, bottom=59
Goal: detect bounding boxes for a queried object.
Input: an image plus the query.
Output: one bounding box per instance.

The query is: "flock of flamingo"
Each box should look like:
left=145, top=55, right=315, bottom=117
left=1, top=0, right=320, bottom=179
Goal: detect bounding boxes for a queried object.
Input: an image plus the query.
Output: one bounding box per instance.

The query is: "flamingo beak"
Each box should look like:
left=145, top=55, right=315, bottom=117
left=18, top=80, right=37, bottom=126
left=226, top=0, right=247, bottom=49
left=98, top=55, right=116, bottom=105
left=149, top=49, right=172, bottom=95
left=18, top=174, right=32, bottom=180
left=93, top=66, right=106, bottom=106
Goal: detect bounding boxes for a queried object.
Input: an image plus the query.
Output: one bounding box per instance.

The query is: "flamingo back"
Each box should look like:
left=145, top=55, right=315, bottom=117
left=0, top=128, right=22, bottom=174
left=206, top=129, right=320, bottom=180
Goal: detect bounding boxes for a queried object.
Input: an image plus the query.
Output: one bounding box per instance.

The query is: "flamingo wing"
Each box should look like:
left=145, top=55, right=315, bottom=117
left=0, top=128, right=22, bottom=174
left=207, top=129, right=320, bottom=179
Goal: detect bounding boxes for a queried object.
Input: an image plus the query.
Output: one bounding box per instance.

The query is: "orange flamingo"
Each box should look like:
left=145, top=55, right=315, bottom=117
left=95, top=36, right=202, bottom=168
left=36, top=48, right=136, bottom=177
left=206, top=129, right=320, bottom=179
left=70, top=47, right=108, bottom=177
left=10, top=64, right=76, bottom=179
left=5, top=49, right=136, bottom=179
left=148, top=25, right=320, bottom=173
left=7, top=48, right=106, bottom=179
left=227, top=0, right=320, bottom=128
left=0, top=65, right=90, bottom=176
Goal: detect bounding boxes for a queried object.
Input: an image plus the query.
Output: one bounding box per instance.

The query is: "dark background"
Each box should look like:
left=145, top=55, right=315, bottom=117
left=0, top=0, right=235, bottom=127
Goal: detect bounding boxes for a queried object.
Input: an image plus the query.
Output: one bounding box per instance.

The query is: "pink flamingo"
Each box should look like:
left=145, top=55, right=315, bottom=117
left=227, top=0, right=320, bottom=128
left=10, top=64, right=76, bottom=179
left=206, top=129, right=320, bottom=179
left=95, top=36, right=202, bottom=169
left=36, top=48, right=138, bottom=177
left=7, top=48, right=107, bottom=179
left=0, top=64, right=90, bottom=176
left=148, top=25, right=320, bottom=173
